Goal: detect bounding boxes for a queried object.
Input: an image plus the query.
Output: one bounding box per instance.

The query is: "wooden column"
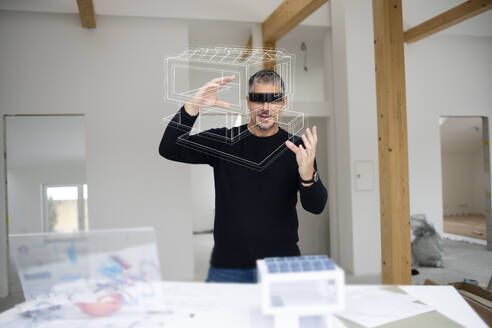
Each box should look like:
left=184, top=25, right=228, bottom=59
left=372, top=0, right=412, bottom=284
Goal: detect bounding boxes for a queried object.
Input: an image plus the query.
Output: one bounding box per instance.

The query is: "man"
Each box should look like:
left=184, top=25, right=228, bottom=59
left=159, top=70, right=327, bottom=283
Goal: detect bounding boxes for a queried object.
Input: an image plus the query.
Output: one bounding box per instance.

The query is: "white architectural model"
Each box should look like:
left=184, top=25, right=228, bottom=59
left=163, top=47, right=304, bottom=171
left=257, top=255, right=345, bottom=328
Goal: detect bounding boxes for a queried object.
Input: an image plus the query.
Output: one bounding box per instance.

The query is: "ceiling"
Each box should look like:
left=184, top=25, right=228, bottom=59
left=0, top=0, right=491, bottom=37
left=0, top=0, right=330, bottom=26
left=6, top=116, right=86, bottom=168
left=440, top=117, right=484, bottom=156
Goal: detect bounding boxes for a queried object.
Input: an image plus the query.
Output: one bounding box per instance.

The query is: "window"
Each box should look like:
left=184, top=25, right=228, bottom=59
left=42, top=184, right=88, bottom=232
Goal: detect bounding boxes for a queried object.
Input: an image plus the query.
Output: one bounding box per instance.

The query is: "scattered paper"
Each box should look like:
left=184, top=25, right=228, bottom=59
left=335, top=287, right=433, bottom=328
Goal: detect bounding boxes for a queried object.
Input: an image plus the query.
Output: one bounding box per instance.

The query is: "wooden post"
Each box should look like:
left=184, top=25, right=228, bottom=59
left=372, top=0, right=412, bottom=284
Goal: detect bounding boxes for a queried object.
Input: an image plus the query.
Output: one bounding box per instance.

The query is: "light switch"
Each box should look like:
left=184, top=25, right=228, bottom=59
left=354, top=160, right=374, bottom=191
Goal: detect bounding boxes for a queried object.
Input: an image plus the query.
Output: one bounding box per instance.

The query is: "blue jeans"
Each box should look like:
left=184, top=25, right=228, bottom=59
left=205, top=266, right=257, bottom=283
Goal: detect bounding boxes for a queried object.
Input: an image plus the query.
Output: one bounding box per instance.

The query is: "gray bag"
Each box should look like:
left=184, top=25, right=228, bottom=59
left=410, top=214, right=444, bottom=267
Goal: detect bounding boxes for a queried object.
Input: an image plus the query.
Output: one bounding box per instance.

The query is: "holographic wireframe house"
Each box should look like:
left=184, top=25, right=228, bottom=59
left=163, top=47, right=304, bottom=171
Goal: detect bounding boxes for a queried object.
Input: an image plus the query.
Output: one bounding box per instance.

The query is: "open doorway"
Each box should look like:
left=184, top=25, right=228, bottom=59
left=412, top=117, right=492, bottom=285
left=3, top=114, right=88, bottom=305
left=409, top=116, right=492, bottom=285
left=440, top=117, right=490, bottom=246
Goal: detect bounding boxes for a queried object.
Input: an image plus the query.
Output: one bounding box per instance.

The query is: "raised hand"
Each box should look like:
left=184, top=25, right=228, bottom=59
left=184, top=75, right=235, bottom=116
left=285, top=126, right=318, bottom=184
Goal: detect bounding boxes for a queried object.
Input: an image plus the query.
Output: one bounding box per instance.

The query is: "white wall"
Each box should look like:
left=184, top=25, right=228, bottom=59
left=406, top=34, right=492, bottom=234
left=330, top=0, right=381, bottom=277
left=0, top=120, right=6, bottom=297
left=7, top=164, right=86, bottom=234
left=472, top=149, right=486, bottom=215
left=442, top=151, right=486, bottom=216
left=277, top=33, right=327, bottom=103
left=441, top=155, right=475, bottom=215
left=0, top=11, right=194, bottom=296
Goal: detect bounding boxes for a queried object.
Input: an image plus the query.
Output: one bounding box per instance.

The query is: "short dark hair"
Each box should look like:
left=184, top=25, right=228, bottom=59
left=248, top=69, right=285, bottom=93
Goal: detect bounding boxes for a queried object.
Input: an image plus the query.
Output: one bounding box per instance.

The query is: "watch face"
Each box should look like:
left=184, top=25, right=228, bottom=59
left=313, top=171, right=319, bottom=182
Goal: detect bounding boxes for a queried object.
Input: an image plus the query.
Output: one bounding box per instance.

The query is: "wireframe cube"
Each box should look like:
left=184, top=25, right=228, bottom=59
left=166, top=47, right=295, bottom=115
left=162, top=47, right=304, bottom=171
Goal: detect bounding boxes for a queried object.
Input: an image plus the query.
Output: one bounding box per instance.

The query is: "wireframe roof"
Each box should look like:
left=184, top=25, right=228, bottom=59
left=172, top=47, right=291, bottom=65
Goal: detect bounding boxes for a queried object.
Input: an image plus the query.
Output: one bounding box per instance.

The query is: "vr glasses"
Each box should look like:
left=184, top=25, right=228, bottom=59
left=248, top=92, right=285, bottom=103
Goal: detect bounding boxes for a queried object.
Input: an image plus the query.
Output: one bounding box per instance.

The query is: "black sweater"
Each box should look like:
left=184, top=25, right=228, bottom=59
left=159, top=107, right=328, bottom=268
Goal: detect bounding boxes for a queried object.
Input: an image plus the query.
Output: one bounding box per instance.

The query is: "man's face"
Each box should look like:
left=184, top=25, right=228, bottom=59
left=247, top=82, right=286, bottom=131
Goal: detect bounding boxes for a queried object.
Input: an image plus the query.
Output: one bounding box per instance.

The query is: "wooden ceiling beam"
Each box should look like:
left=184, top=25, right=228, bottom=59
left=76, top=0, right=96, bottom=29
left=263, top=41, right=277, bottom=70
left=241, top=34, right=253, bottom=62
left=404, top=0, right=492, bottom=43
left=262, top=0, right=328, bottom=43
left=256, top=0, right=327, bottom=70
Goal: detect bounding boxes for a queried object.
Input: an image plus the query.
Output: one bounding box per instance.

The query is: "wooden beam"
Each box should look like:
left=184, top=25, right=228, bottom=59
left=263, top=41, right=276, bottom=70
left=372, top=0, right=412, bottom=284
left=76, top=0, right=96, bottom=29
left=262, top=0, right=328, bottom=43
left=404, top=0, right=492, bottom=43
left=241, top=34, right=253, bottom=62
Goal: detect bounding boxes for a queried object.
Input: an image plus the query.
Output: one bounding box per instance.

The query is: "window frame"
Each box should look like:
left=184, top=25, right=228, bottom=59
left=41, top=183, right=88, bottom=232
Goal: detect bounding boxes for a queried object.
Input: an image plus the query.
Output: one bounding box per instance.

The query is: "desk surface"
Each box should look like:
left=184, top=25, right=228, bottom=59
left=0, top=282, right=486, bottom=328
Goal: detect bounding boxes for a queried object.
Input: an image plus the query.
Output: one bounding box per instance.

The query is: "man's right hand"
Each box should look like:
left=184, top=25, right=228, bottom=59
left=184, top=75, right=236, bottom=116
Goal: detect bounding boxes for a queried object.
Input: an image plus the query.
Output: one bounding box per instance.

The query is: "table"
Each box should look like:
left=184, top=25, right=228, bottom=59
left=0, top=282, right=487, bottom=328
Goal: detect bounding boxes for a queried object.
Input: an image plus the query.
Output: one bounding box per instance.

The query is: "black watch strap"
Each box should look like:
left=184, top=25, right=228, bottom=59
left=300, top=170, right=319, bottom=184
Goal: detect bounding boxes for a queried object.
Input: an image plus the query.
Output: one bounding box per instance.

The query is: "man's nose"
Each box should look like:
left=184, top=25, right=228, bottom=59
left=261, top=105, right=271, bottom=115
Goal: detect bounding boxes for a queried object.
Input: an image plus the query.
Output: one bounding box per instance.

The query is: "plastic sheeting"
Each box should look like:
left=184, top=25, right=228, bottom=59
left=411, top=214, right=444, bottom=268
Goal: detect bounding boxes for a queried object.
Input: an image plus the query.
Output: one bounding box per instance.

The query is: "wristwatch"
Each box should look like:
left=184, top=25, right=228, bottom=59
left=300, top=170, right=319, bottom=184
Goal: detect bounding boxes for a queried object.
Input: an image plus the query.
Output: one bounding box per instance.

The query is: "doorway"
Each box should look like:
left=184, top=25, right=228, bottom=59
left=3, top=114, right=88, bottom=302
left=440, top=117, right=490, bottom=246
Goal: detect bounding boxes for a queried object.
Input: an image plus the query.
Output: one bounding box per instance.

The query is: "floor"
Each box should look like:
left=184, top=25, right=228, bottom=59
left=412, top=238, right=492, bottom=286
left=444, top=215, right=487, bottom=240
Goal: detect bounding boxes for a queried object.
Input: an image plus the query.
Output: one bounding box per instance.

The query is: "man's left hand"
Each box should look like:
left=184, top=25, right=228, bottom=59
left=285, top=126, right=317, bottom=185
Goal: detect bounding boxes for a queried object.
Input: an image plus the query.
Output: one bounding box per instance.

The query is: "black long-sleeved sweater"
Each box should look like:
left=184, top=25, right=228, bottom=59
left=159, top=107, right=328, bottom=268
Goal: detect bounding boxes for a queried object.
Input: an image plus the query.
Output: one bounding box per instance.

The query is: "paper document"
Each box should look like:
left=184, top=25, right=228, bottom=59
left=335, top=287, right=433, bottom=328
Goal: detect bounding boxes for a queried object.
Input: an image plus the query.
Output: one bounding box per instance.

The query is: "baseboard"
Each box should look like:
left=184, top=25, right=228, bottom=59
left=443, top=233, right=486, bottom=246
